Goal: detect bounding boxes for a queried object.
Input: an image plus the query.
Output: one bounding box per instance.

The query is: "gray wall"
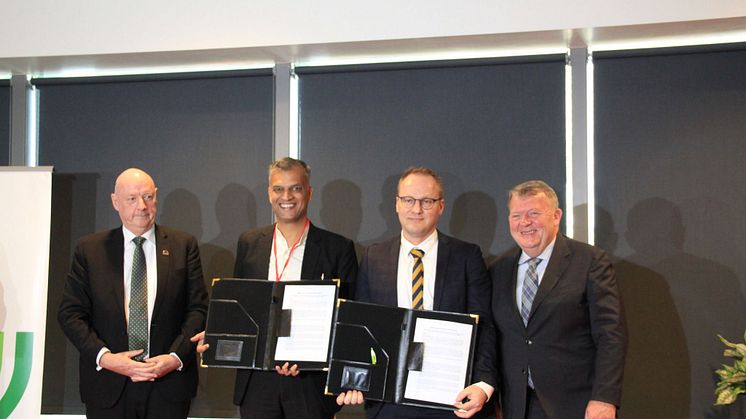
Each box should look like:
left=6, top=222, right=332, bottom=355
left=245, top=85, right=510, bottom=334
left=298, top=57, right=567, bottom=261
left=37, top=71, right=274, bottom=417
left=595, top=45, right=746, bottom=418
left=29, top=44, right=746, bottom=418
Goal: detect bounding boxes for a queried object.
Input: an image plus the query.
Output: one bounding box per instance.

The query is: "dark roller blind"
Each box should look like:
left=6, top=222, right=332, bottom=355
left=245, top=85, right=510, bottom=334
left=594, top=44, right=746, bottom=418
left=297, top=56, right=567, bottom=260
left=36, top=70, right=274, bottom=417
left=0, top=81, right=9, bottom=165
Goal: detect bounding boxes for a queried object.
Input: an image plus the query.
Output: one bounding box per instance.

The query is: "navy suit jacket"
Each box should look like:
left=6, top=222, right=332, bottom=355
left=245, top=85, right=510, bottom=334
left=489, top=234, right=627, bottom=418
left=231, top=223, right=358, bottom=412
left=58, top=225, right=208, bottom=408
left=356, top=231, right=498, bottom=416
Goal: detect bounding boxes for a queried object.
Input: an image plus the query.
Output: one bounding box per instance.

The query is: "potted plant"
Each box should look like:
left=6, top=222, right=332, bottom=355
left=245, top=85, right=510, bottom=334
left=714, top=330, right=746, bottom=405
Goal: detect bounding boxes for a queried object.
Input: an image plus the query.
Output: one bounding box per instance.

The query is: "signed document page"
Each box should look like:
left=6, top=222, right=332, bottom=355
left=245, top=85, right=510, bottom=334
left=403, top=318, right=473, bottom=405
left=274, top=284, right=336, bottom=362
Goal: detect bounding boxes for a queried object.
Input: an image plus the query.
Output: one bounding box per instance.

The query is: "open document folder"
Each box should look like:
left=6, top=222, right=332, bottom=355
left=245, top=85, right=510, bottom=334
left=325, top=300, right=479, bottom=411
left=201, top=278, right=339, bottom=370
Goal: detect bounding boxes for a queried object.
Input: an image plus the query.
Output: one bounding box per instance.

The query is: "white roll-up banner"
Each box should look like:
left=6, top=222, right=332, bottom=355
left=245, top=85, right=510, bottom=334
left=0, top=167, right=53, bottom=418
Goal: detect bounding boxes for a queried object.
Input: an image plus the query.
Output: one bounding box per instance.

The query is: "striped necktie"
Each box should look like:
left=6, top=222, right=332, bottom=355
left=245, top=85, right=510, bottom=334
left=520, top=257, right=541, bottom=326
left=410, top=248, right=425, bottom=310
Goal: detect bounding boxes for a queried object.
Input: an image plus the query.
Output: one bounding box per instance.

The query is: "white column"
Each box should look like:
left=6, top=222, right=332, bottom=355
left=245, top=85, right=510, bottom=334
left=273, top=63, right=298, bottom=160
left=10, top=75, right=35, bottom=166
left=569, top=47, right=591, bottom=243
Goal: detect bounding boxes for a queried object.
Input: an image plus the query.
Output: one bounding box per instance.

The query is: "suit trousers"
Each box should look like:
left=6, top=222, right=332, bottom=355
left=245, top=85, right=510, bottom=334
left=85, top=380, right=190, bottom=419
left=368, top=401, right=497, bottom=419
left=368, top=402, right=461, bottom=419
left=525, top=388, right=548, bottom=419
left=239, top=371, right=334, bottom=419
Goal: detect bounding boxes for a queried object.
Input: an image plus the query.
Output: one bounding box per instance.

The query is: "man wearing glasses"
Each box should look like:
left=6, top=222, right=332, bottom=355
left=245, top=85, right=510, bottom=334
left=338, top=166, right=497, bottom=419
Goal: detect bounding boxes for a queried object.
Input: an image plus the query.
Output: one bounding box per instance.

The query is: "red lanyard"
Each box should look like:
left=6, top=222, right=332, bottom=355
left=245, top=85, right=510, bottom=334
left=273, top=218, right=310, bottom=282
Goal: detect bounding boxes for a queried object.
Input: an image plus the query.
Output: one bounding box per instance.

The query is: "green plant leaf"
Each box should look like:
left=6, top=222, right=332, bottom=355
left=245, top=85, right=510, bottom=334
left=714, top=330, right=746, bottom=406
left=724, top=348, right=744, bottom=359
left=735, top=343, right=746, bottom=358
left=719, top=334, right=736, bottom=348
left=715, top=387, right=737, bottom=405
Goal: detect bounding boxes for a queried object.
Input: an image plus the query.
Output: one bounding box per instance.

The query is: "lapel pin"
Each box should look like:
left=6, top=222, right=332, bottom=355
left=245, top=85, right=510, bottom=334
left=162, top=249, right=170, bottom=256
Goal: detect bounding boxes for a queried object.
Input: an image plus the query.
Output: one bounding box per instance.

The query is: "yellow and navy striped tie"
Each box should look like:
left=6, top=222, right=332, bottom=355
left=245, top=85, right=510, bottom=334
left=410, top=248, right=425, bottom=310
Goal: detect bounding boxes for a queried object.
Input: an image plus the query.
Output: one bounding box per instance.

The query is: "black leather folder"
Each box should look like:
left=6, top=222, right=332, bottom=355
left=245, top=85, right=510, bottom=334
left=201, top=278, right=338, bottom=370
left=325, top=299, right=478, bottom=410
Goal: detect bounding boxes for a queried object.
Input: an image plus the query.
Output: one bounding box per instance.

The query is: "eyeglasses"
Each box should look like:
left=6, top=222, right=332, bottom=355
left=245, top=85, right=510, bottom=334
left=397, top=196, right=442, bottom=210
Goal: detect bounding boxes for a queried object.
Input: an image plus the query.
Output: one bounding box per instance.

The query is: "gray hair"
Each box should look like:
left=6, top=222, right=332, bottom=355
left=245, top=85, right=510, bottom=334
left=268, top=157, right=311, bottom=183
left=508, top=180, right=559, bottom=209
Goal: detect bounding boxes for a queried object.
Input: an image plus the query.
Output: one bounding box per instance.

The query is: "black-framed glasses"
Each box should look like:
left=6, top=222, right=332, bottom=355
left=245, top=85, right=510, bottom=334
left=397, top=196, right=442, bottom=210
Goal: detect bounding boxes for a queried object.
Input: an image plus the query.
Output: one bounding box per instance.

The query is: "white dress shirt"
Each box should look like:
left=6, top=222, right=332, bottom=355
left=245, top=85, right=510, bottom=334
left=268, top=224, right=309, bottom=281
left=515, top=237, right=557, bottom=311
left=97, top=226, right=159, bottom=368
left=396, top=230, right=494, bottom=400
left=397, top=230, right=438, bottom=310
left=122, top=226, right=158, bottom=336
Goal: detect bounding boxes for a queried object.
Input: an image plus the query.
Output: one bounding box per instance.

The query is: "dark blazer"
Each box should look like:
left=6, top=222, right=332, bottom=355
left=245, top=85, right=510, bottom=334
left=232, top=223, right=358, bottom=412
left=356, top=231, right=498, bottom=418
left=489, top=234, right=627, bottom=419
left=57, top=225, right=208, bottom=408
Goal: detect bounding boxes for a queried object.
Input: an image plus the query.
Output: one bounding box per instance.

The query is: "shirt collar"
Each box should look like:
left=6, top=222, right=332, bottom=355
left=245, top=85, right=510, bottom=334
left=123, top=225, right=156, bottom=244
left=400, top=229, right=438, bottom=255
left=519, top=235, right=557, bottom=265
left=274, top=221, right=310, bottom=248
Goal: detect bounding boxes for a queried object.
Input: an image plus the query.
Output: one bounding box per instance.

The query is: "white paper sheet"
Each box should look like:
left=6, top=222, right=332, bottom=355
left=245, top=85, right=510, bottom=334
left=274, top=284, right=336, bottom=362
left=403, top=317, right=473, bottom=405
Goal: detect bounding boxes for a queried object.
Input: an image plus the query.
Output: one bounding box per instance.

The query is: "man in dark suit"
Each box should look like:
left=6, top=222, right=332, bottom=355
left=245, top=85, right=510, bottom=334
left=196, top=157, right=357, bottom=419
left=337, top=166, right=497, bottom=419
left=58, top=168, right=208, bottom=418
left=489, top=180, right=627, bottom=419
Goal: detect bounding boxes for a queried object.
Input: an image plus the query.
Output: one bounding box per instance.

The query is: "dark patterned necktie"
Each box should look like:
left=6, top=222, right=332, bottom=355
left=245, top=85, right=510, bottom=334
left=128, top=236, right=148, bottom=361
left=410, top=248, right=425, bottom=310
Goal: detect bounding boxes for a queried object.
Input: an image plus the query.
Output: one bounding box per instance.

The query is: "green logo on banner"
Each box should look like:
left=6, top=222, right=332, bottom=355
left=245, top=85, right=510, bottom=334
left=0, top=332, right=34, bottom=418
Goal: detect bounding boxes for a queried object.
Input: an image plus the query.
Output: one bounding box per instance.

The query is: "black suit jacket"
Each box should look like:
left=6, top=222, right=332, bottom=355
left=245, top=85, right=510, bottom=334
left=57, top=225, right=208, bottom=408
left=232, top=223, right=358, bottom=410
left=356, top=232, right=498, bottom=416
left=489, top=235, right=627, bottom=418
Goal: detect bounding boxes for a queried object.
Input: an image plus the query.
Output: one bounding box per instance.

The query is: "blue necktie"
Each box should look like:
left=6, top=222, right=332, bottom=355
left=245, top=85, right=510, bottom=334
left=521, top=257, right=541, bottom=326
left=521, top=257, right=541, bottom=388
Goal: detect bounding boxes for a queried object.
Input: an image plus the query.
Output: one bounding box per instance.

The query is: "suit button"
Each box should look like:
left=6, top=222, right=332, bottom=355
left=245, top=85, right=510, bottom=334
left=521, top=369, right=527, bottom=375
left=527, top=339, right=532, bottom=345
